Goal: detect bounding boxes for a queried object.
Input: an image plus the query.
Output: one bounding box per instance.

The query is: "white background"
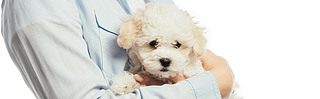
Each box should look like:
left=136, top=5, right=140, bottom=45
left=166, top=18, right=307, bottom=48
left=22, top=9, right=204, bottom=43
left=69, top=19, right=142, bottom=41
left=1, top=0, right=320, bottom=99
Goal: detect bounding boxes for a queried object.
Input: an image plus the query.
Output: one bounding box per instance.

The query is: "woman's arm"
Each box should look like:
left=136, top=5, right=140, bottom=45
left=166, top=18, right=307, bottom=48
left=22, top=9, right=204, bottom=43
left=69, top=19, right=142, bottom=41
left=201, top=50, right=235, bottom=98
left=2, top=0, right=224, bottom=99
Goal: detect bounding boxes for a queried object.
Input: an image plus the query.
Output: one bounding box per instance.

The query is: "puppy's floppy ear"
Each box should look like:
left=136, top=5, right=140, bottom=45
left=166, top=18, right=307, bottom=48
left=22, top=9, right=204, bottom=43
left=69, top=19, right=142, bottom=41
left=117, top=17, right=139, bottom=49
left=192, top=26, right=207, bottom=58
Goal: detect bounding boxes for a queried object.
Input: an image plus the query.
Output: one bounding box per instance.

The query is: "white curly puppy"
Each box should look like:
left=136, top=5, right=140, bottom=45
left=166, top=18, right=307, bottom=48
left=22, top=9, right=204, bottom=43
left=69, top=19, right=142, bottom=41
left=110, top=4, right=207, bottom=95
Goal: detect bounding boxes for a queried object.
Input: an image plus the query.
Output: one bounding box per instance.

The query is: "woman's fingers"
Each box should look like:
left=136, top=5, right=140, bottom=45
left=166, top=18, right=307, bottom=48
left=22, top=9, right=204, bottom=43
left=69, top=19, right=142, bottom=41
left=134, top=73, right=164, bottom=86
left=134, top=73, right=187, bottom=85
left=167, top=75, right=187, bottom=84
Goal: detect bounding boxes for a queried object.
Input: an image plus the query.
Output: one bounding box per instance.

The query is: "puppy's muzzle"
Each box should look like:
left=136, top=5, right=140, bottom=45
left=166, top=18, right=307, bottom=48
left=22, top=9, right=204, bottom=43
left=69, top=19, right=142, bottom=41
left=160, top=58, right=171, bottom=67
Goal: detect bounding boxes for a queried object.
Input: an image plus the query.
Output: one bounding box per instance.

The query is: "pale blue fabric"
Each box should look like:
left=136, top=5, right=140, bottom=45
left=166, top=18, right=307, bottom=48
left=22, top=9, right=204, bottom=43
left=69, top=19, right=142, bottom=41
left=1, top=0, right=221, bottom=99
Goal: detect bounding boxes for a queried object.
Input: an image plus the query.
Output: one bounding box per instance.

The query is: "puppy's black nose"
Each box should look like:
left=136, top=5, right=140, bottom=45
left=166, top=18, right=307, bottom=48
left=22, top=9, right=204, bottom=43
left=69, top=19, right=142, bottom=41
left=160, top=58, right=171, bottom=67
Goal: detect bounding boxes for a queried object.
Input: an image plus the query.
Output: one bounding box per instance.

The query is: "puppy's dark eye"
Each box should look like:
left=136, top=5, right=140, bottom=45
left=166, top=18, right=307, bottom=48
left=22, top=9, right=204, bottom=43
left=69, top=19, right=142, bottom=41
left=175, top=41, right=181, bottom=49
left=149, top=40, right=158, bottom=48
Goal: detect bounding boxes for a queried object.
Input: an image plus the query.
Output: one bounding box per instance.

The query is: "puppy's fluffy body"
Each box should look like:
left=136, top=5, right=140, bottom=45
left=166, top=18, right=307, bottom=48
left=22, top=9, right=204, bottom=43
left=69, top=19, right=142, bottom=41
left=110, top=4, right=206, bottom=95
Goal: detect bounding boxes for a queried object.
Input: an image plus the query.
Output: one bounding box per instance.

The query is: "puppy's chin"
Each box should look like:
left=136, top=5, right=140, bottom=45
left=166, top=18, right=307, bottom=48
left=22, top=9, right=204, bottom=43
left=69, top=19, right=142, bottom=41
left=142, top=59, right=184, bottom=79
left=146, top=68, right=179, bottom=78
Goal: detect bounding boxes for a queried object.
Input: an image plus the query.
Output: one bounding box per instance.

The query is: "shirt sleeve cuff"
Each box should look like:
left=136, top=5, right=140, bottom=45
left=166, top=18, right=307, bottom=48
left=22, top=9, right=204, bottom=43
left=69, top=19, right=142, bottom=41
left=185, top=71, right=222, bottom=99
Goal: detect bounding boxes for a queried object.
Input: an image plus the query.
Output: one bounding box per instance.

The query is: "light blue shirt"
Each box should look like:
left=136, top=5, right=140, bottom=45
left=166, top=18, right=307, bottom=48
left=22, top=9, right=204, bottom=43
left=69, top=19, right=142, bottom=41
left=1, top=0, right=221, bottom=98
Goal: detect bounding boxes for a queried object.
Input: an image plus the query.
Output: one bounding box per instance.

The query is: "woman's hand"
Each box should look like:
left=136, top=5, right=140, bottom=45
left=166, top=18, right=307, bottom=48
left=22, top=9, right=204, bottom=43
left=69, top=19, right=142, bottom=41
left=133, top=74, right=186, bottom=85
left=134, top=49, right=234, bottom=98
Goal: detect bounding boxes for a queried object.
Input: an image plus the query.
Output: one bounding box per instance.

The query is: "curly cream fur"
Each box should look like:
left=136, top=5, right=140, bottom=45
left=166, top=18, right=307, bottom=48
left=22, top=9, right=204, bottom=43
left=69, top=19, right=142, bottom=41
left=112, top=4, right=206, bottom=95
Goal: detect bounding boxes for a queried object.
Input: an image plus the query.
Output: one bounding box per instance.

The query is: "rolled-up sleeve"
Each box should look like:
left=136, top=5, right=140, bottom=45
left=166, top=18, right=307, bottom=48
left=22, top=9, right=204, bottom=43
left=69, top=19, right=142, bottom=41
left=138, top=71, right=221, bottom=99
left=185, top=71, right=222, bottom=99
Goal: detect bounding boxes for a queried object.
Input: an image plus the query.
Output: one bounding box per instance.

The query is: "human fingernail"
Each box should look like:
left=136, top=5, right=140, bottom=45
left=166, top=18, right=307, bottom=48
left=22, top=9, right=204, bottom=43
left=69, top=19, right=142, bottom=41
left=134, top=74, right=144, bottom=82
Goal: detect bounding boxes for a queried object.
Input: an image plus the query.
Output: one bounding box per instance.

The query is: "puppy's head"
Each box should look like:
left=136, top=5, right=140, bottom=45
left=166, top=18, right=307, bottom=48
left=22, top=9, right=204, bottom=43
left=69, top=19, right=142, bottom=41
left=117, top=4, right=207, bottom=78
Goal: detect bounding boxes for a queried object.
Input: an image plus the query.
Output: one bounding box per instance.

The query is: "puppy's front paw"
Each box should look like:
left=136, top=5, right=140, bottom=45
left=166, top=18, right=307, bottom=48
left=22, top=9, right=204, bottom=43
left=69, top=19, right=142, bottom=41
left=110, top=72, right=140, bottom=95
